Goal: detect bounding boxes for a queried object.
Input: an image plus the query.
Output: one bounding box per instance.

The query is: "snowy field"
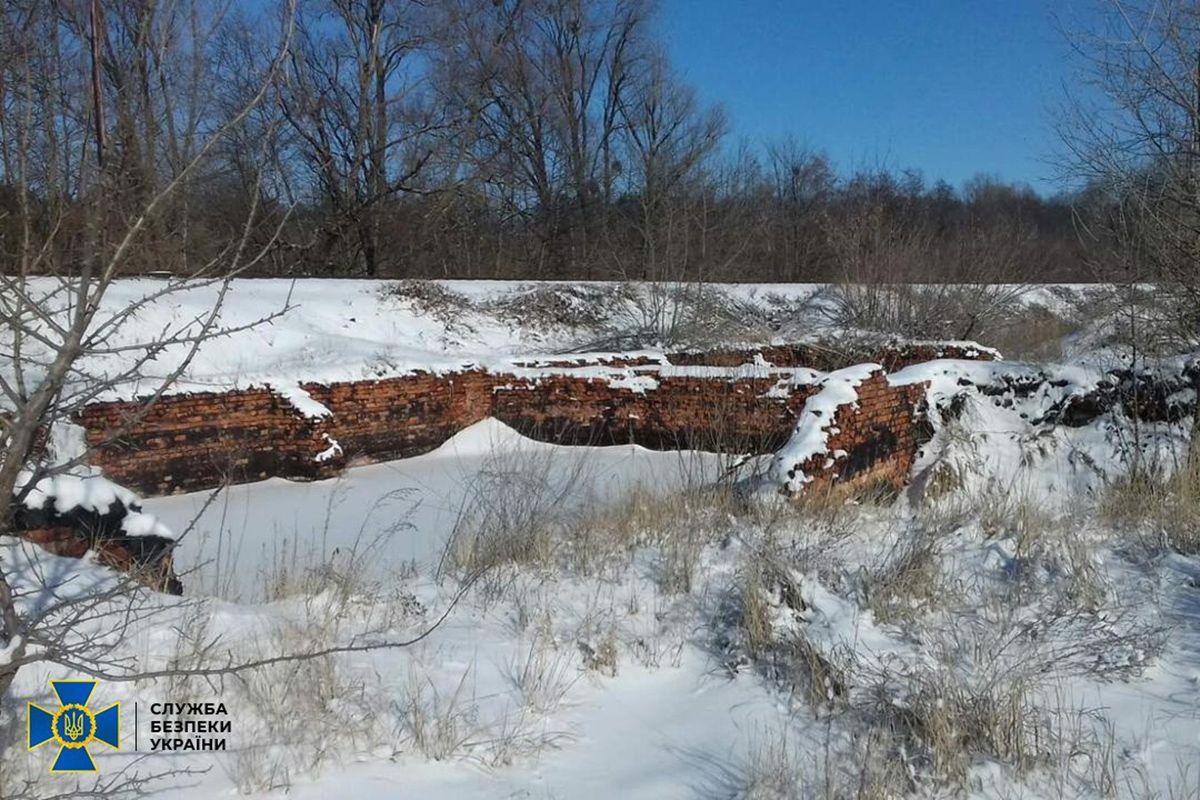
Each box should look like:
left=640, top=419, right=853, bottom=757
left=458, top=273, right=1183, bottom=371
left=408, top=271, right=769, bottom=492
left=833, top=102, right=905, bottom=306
left=5, top=277, right=1115, bottom=403
left=5, top=279, right=1200, bottom=799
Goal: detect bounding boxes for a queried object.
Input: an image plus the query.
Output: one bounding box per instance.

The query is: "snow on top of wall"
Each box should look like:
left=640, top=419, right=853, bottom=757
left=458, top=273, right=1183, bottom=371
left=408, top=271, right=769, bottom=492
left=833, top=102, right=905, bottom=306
left=269, top=382, right=333, bottom=419
left=769, top=363, right=880, bottom=493
left=602, top=374, right=661, bottom=394
left=502, top=362, right=824, bottom=393
left=897, top=338, right=1003, bottom=360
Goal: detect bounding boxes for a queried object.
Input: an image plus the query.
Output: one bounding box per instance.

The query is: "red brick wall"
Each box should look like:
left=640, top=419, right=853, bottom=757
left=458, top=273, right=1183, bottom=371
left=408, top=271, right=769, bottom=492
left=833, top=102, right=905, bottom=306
left=75, top=347, right=958, bottom=498
left=79, top=387, right=340, bottom=496
left=778, top=371, right=931, bottom=495
left=491, top=375, right=815, bottom=453
left=302, top=371, right=495, bottom=464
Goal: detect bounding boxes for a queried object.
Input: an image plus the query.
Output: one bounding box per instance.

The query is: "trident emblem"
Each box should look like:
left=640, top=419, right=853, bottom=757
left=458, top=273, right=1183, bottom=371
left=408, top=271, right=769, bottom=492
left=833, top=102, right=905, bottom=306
left=28, top=680, right=120, bottom=772
left=62, top=710, right=86, bottom=741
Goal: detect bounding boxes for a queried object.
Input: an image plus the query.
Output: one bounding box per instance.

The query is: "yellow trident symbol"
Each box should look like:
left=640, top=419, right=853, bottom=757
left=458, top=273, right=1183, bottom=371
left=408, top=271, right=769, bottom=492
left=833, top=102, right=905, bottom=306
left=62, top=710, right=86, bottom=741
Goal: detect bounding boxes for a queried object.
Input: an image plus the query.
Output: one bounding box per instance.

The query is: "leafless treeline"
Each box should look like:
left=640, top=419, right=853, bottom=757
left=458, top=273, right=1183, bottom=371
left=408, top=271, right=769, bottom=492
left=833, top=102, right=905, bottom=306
left=0, top=0, right=1106, bottom=283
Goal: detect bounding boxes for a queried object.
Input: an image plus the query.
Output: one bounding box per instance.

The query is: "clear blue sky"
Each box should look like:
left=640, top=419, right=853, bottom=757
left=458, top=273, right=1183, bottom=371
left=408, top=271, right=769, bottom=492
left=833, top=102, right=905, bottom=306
left=658, top=0, right=1093, bottom=195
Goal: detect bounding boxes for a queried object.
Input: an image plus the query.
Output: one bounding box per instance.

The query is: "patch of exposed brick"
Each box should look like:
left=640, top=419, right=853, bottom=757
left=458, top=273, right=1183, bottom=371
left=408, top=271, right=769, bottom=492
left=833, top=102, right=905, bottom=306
left=8, top=508, right=181, bottom=595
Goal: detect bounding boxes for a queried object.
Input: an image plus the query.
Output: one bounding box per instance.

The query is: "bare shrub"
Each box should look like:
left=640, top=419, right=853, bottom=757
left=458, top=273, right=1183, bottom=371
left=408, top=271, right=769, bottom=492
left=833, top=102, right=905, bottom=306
left=380, top=279, right=473, bottom=315
left=487, top=283, right=633, bottom=331
left=821, top=282, right=1031, bottom=345
left=579, top=282, right=772, bottom=351
left=986, top=302, right=1077, bottom=361
left=379, top=280, right=477, bottom=337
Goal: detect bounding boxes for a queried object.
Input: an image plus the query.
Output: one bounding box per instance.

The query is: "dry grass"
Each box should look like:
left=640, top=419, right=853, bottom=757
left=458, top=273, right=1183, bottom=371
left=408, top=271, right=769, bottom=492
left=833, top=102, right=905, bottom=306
left=859, top=526, right=951, bottom=626
left=443, top=440, right=744, bottom=598
left=733, top=545, right=852, bottom=709
left=398, top=664, right=483, bottom=762
left=152, top=535, right=431, bottom=793
left=722, top=465, right=1169, bottom=796
left=442, top=446, right=591, bottom=583
left=725, top=722, right=911, bottom=800
left=505, top=633, right=578, bottom=715
left=732, top=725, right=812, bottom=800
left=862, top=666, right=1055, bottom=785
left=400, top=651, right=577, bottom=769
left=1101, top=466, right=1200, bottom=555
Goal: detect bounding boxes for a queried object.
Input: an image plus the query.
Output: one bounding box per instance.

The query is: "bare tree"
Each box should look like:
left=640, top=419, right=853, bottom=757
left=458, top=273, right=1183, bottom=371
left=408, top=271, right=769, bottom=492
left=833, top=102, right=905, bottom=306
left=617, top=51, right=726, bottom=281
left=0, top=0, right=297, bottom=703
left=280, top=0, right=441, bottom=276
left=1060, top=0, right=1200, bottom=334
left=457, top=0, right=649, bottom=277
left=1059, top=0, right=1200, bottom=464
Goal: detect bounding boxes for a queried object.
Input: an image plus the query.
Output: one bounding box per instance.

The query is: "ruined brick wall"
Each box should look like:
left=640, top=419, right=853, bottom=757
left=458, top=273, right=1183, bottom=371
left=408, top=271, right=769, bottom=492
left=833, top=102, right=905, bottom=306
left=302, top=371, right=495, bottom=464
left=73, top=344, right=972, bottom=498
left=80, top=372, right=497, bottom=496
left=492, top=375, right=815, bottom=453
left=79, top=388, right=341, bottom=496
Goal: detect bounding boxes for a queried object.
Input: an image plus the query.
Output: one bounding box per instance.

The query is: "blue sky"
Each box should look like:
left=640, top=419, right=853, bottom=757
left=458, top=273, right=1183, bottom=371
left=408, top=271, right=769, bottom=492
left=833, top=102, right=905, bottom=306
left=658, top=0, right=1093, bottom=195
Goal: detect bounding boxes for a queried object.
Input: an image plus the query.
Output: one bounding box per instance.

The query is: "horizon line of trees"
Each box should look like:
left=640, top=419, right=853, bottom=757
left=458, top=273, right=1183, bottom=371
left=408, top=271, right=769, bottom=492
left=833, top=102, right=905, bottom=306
left=0, top=0, right=1131, bottom=284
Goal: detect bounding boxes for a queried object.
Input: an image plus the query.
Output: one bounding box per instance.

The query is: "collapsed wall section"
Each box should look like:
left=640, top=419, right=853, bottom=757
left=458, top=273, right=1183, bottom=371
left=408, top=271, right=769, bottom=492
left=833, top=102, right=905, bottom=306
left=770, top=368, right=931, bottom=496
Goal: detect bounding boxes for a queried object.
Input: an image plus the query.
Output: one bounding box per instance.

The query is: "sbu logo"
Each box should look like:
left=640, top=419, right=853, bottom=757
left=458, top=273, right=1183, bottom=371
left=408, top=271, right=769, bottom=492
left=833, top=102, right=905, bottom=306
left=28, top=680, right=120, bottom=773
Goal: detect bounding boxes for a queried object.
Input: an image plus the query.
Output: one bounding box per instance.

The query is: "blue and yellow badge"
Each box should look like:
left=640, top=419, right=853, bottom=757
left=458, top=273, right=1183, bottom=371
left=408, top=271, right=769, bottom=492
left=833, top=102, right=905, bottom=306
left=28, top=680, right=120, bottom=773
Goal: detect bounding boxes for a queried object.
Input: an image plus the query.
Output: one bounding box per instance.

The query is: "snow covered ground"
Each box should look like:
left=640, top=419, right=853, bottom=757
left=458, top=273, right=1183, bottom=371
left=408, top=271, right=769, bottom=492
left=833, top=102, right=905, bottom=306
left=5, top=279, right=1200, bottom=799
left=145, top=419, right=731, bottom=599
left=6, top=408, right=1200, bottom=799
